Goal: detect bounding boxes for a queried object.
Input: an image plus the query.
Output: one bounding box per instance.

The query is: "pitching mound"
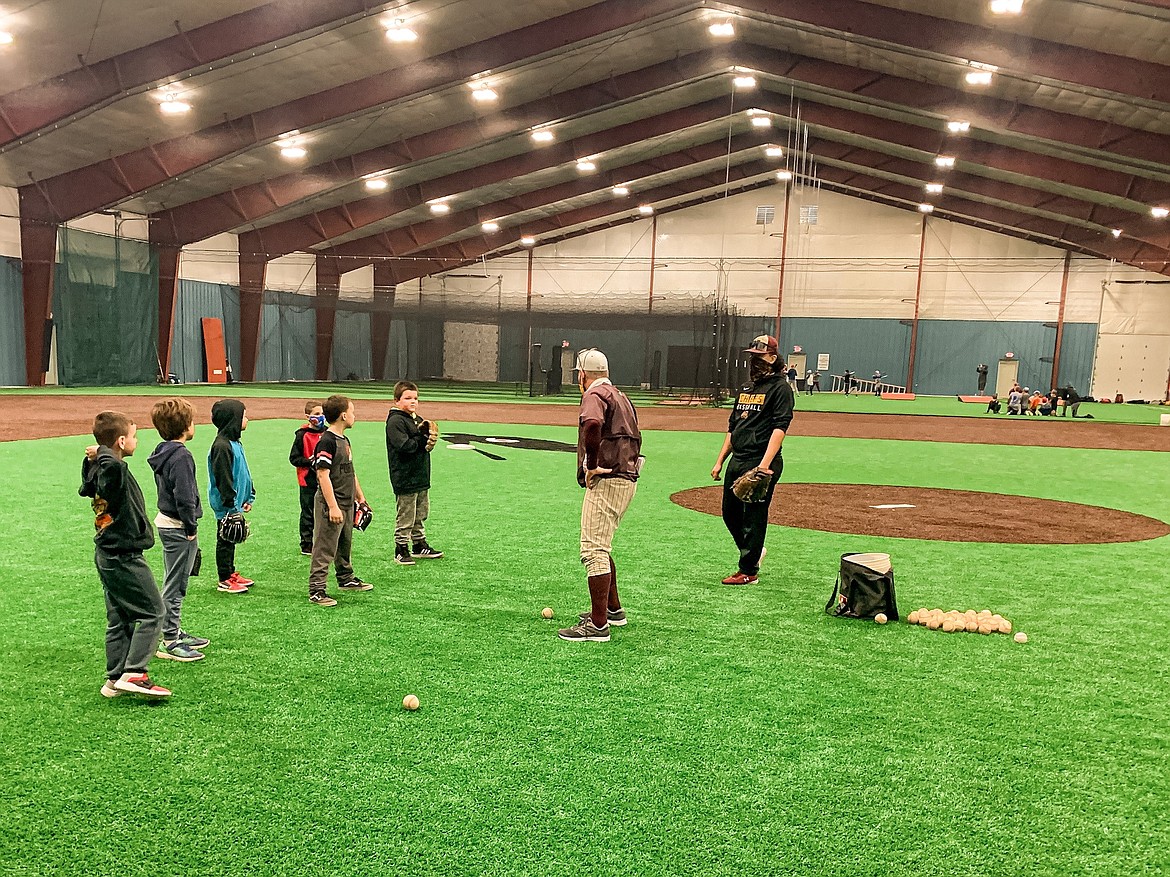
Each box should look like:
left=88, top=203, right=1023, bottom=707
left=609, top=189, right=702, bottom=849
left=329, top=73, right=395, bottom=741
left=671, top=483, right=1170, bottom=544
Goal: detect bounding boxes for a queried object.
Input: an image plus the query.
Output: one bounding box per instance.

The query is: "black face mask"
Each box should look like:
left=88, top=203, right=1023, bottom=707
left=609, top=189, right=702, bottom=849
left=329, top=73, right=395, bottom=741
left=749, top=357, right=773, bottom=381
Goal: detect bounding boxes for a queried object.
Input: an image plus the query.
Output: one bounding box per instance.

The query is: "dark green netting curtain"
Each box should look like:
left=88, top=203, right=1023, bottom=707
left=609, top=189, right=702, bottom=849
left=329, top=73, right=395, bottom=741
left=53, top=227, right=159, bottom=386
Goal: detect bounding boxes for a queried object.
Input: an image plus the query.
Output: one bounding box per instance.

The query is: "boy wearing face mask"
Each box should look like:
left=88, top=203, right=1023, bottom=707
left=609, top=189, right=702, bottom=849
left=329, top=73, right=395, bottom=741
left=710, top=335, right=795, bottom=586
left=290, top=400, right=327, bottom=556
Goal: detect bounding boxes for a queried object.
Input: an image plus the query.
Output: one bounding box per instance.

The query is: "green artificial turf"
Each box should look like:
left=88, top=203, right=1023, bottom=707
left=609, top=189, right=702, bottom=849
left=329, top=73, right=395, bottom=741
left=3, top=380, right=1167, bottom=424
left=0, top=419, right=1167, bottom=876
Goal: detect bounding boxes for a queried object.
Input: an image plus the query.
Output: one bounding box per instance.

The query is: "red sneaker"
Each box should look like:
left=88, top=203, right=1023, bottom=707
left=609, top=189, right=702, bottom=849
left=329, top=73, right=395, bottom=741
left=721, top=571, right=758, bottom=586
left=229, top=572, right=254, bottom=587
left=217, top=579, right=249, bottom=593
left=113, top=674, right=172, bottom=697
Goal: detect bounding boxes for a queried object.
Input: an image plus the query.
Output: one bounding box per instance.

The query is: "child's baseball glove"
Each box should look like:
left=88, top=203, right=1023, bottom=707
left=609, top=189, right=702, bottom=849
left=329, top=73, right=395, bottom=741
left=731, top=467, right=774, bottom=503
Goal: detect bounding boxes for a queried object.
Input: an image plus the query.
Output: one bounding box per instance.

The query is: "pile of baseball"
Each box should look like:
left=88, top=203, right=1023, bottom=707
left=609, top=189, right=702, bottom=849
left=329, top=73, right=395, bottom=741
left=908, top=607, right=1024, bottom=640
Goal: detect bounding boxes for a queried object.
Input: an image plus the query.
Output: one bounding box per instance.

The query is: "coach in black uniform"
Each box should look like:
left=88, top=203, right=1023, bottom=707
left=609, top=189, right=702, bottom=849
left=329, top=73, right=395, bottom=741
left=711, top=335, right=795, bottom=585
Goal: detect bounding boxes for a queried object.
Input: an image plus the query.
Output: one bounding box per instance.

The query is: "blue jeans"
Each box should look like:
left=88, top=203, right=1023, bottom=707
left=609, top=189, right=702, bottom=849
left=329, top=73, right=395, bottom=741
left=158, top=528, right=198, bottom=642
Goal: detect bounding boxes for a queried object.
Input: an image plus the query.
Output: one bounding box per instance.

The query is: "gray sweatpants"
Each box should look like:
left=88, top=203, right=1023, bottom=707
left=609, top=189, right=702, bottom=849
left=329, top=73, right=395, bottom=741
left=395, top=490, right=429, bottom=547
left=158, top=528, right=198, bottom=643
left=309, top=493, right=355, bottom=593
left=95, top=547, right=165, bottom=679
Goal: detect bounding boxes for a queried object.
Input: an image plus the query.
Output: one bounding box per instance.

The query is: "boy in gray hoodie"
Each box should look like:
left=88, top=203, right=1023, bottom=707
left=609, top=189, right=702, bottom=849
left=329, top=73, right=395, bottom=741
left=148, top=398, right=209, bottom=662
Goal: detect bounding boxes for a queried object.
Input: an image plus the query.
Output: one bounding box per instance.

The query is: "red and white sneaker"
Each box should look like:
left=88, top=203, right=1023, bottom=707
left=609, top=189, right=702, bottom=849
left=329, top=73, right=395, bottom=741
left=100, top=679, right=123, bottom=698
left=721, top=571, right=758, bottom=586
left=217, top=579, right=249, bottom=593
left=228, top=572, right=254, bottom=587
left=113, top=673, right=172, bottom=697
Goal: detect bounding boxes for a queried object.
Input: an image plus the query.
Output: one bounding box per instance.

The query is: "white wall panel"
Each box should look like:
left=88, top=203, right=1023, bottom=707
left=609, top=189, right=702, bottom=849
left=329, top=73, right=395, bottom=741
left=340, top=263, right=373, bottom=300
left=0, top=187, right=18, bottom=258
left=1092, top=335, right=1170, bottom=400
left=180, top=233, right=239, bottom=284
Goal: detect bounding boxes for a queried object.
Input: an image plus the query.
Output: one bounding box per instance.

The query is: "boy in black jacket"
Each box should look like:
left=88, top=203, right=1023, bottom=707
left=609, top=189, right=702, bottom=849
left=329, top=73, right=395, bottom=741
left=385, top=381, right=443, bottom=565
left=290, top=400, right=326, bottom=556
left=148, top=397, right=208, bottom=662
left=80, top=411, right=171, bottom=698
left=207, top=399, right=255, bottom=593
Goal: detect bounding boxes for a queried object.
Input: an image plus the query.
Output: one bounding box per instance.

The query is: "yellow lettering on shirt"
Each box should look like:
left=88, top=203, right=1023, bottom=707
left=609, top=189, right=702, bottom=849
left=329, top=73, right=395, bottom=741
left=737, top=393, right=766, bottom=405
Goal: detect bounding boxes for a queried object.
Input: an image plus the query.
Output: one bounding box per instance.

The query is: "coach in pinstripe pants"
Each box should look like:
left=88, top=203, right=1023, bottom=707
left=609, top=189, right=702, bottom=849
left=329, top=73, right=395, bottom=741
left=558, top=348, right=643, bottom=643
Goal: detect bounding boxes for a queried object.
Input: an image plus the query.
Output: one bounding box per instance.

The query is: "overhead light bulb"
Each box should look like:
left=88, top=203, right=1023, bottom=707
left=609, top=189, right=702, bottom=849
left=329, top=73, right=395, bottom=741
left=159, top=96, right=191, bottom=115
left=531, top=129, right=555, bottom=143
left=751, top=115, right=772, bottom=128
left=0, top=32, right=13, bottom=45
left=776, top=170, right=793, bottom=181
left=612, top=185, right=630, bottom=197
left=765, top=146, right=783, bottom=158
left=576, top=159, right=597, bottom=172
left=708, top=20, right=735, bottom=37
left=385, top=19, right=418, bottom=42
left=965, top=69, right=994, bottom=86
left=934, top=155, right=956, bottom=168
left=925, top=183, right=944, bottom=194
left=1110, top=228, right=1122, bottom=238
left=429, top=202, right=451, bottom=215
left=482, top=221, right=500, bottom=233
left=989, top=0, right=1023, bottom=14
left=638, top=204, right=654, bottom=215
left=365, top=178, right=389, bottom=192
left=280, top=146, right=307, bottom=159
left=520, top=236, right=536, bottom=246
left=918, top=203, right=935, bottom=213
left=1151, top=207, right=1169, bottom=218
left=471, top=87, right=498, bottom=103
left=946, top=120, right=971, bottom=133
left=733, top=76, right=756, bottom=89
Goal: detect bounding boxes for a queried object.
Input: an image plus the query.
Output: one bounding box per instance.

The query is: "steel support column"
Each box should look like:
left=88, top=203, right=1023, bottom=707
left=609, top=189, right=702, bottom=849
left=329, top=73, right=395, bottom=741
left=1051, top=251, right=1072, bottom=390
left=238, top=254, right=267, bottom=382
left=19, top=220, right=57, bottom=387
left=371, top=264, right=396, bottom=382
left=774, top=181, right=792, bottom=342
left=315, top=257, right=341, bottom=382
left=157, top=245, right=181, bottom=381
left=906, top=213, right=928, bottom=392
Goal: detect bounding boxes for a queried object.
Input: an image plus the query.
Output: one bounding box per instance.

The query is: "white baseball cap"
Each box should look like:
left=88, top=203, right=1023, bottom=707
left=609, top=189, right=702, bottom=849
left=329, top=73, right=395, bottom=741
left=575, top=348, right=609, bottom=373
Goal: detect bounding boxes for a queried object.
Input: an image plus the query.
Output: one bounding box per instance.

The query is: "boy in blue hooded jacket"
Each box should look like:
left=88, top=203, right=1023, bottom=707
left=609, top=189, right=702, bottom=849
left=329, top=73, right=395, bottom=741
left=208, top=399, right=255, bottom=593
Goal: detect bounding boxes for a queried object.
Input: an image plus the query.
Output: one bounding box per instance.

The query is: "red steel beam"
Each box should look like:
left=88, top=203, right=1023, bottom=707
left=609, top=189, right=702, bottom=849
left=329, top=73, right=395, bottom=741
left=20, top=0, right=690, bottom=224
left=237, top=255, right=267, bottom=382
left=18, top=220, right=57, bottom=387
left=315, top=256, right=341, bottom=381
left=157, top=245, right=182, bottom=380
left=370, top=265, right=396, bottom=381
left=0, top=1, right=385, bottom=148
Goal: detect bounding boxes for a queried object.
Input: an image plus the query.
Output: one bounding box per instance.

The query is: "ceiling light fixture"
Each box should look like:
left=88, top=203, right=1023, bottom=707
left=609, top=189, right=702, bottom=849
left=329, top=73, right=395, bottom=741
left=708, top=20, right=735, bottom=37
left=385, top=18, right=418, bottom=42
left=520, top=235, right=536, bottom=247
left=0, top=31, right=13, bottom=45
left=776, top=170, right=793, bottom=181
left=918, top=203, right=935, bottom=213
left=482, top=221, right=500, bottom=233
left=964, top=63, right=997, bottom=86
left=989, top=0, right=1023, bottom=14
left=429, top=202, right=451, bottom=215
left=934, top=155, right=956, bottom=168
left=946, top=120, right=971, bottom=133
left=530, top=129, right=555, bottom=143
left=280, top=146, right=307, bottom=159
left=925, top=183, right=944, bottom=194
left=1110, top=228, right=1122, bottom=238
left=733, top=75, right=756, bottom=89
left=364, top=178, right=389, bottom=191
left=471, top=87, right=498, bottom=103
left=765, top=145, right=783, bottom=158
left=1151, top=207, right=1169, bottom=218
left=751, top=115, right=772, bottom=128
left=638, top=204, right=654, bottom=215
left=612, top=185, right=630, bottom=196
left=576, top=159, right=597, bottom=172
left=159, top=95, right=191, bottom=115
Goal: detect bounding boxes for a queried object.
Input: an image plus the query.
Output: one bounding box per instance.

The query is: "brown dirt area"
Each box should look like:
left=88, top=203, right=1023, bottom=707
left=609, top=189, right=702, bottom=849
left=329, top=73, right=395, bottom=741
left=671, top=483, right=1170, bottom=544
left=3, top=395, right=1169, bottom=451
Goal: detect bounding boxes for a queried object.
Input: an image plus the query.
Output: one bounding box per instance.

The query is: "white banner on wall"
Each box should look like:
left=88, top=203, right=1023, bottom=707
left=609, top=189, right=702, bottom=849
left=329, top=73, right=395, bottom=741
left=817, top=353, right=830, bottom=371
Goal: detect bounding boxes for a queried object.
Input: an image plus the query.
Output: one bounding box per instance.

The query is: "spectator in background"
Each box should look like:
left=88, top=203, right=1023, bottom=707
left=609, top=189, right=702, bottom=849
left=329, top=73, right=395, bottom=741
left=1028, top=391, right=1042, bottom=415
left=786, top=363, right=798, bottom=392
left=986, top=393, right=1002, bottom=414
left=812, top=371, right=821, bottom=393
left=1039, top=392, right=1054, bottom=416
left=1007, top=386, right=1023, bottom=415
left=805, top=369, right=814, bottom=395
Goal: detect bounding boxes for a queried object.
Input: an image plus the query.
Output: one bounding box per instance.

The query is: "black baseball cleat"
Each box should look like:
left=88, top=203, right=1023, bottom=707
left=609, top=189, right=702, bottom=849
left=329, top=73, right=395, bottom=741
left=412, top=542, right=443, bottom=559
left=394, top=545, right=415, bottom=565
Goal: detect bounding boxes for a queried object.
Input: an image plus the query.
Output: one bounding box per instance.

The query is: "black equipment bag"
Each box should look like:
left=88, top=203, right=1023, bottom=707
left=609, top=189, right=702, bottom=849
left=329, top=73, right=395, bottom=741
left=825, top=553, right=899, bottom=620
left=190, top=547, right=202, bottom=577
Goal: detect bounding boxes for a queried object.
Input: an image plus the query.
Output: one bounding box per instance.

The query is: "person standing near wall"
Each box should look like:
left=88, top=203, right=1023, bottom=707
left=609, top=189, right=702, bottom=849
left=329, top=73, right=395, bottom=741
left=976, top=363, right=989, bottom=395
left=710, top=335, right=794, bottom=586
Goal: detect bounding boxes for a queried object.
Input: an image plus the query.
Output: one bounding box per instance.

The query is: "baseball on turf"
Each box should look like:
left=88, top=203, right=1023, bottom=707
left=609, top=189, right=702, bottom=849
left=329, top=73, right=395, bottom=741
left=874, top=613, right=888, bottom=625
left=1014, top=632, right=1028, bottom=644
left=403, top=694, right=420, bottom=711
left=541, top=607, right=554, bottom=619
left=908, top=611, right=919, bottom=625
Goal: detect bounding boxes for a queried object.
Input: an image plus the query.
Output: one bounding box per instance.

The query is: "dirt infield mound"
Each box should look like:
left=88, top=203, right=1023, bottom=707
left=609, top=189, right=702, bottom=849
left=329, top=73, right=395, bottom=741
left=671, top=483, right=1170, bottom=544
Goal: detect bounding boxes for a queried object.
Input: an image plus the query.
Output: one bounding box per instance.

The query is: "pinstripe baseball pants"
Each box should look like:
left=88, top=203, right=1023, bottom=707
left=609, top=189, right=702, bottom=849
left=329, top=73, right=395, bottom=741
left=580, top=476, right=637, bottom=576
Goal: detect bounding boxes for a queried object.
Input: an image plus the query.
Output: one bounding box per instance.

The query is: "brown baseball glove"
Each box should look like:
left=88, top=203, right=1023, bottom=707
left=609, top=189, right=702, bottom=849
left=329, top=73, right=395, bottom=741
left=731, top=467, right=774, bottom=503
left=425, top=420, right=439, bottom=452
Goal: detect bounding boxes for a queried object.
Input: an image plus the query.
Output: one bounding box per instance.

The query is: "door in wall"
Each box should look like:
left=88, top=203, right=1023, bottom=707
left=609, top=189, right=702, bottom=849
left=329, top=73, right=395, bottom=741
left=995, top=358, right=1019, bottom=397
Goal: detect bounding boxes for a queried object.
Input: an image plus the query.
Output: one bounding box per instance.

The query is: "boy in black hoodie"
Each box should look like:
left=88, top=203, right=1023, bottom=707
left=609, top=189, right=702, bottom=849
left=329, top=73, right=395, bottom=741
left=208, top=399, right=255, bottom=593
left=148, top=398, right=208, bottom=662
left=79, top=411, right=171, bottom=698
left=385, top=381, right=443, bottom=565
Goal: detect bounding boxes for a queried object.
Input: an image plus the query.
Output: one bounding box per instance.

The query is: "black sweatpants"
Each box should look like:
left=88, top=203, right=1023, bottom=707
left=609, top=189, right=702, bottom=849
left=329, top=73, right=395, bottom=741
left=95, top=547, right=165, bottom=678
left=721, top=455, right=782, bottom=576
left=215, top=530, right=236, bottom=582
left=298, top=484, right=316, bottom=550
